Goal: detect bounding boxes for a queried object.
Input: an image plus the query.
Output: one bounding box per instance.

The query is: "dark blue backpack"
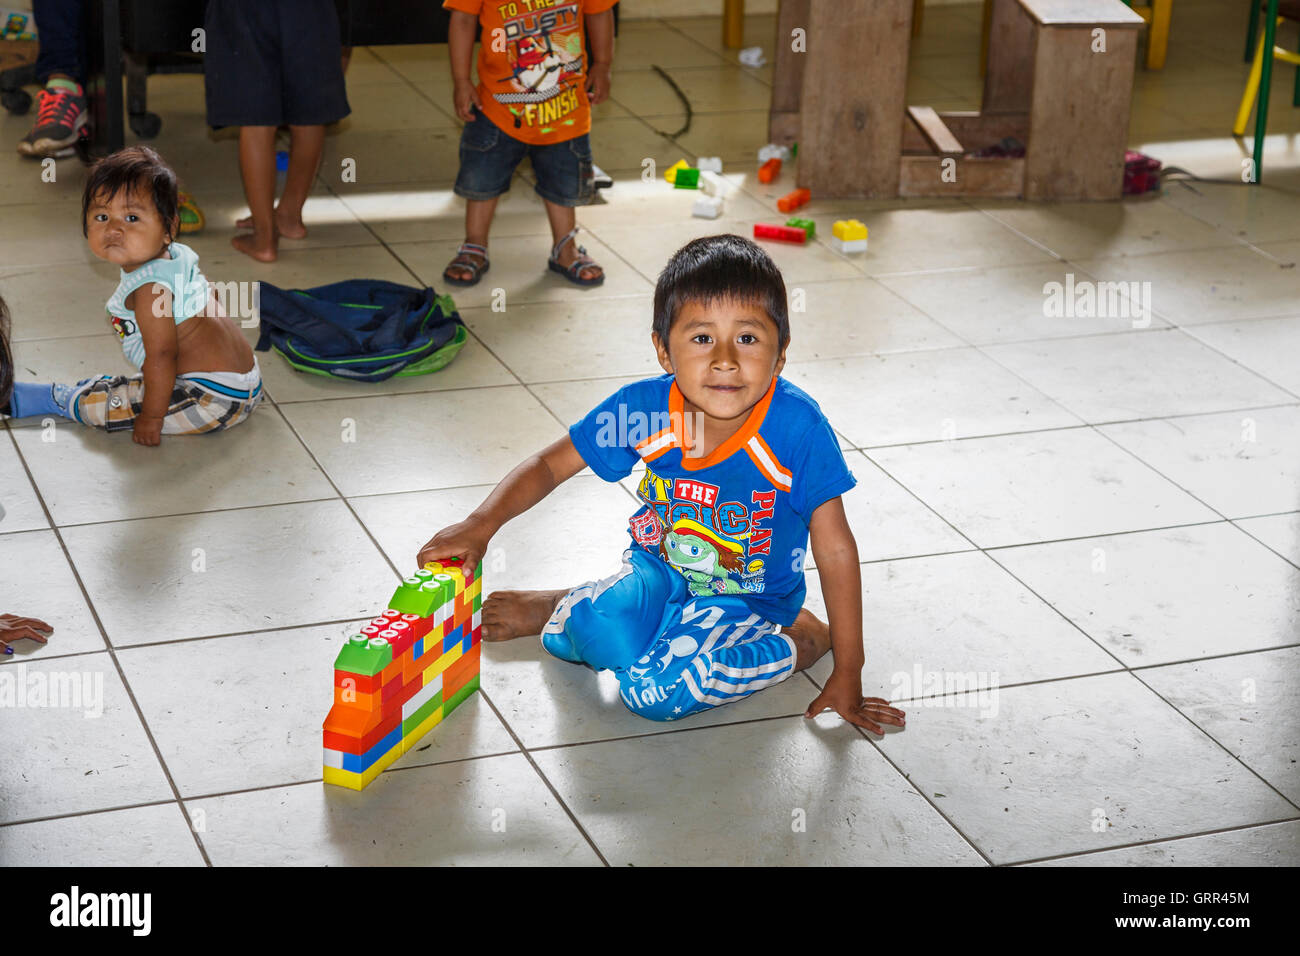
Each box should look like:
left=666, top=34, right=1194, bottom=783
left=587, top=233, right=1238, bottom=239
left=255, top=279, right=466, bottom=383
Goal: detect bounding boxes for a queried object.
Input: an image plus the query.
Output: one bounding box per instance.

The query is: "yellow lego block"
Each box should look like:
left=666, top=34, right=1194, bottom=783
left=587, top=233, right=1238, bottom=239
left=401, top=707, right=444, bottom=754
left=832, top=219, right=867, bottom=241
left=664, top=159, right=689, bottom=184
left=322, top=737, right=404, bottom=791
left=423, top=642, right=462, bottom=683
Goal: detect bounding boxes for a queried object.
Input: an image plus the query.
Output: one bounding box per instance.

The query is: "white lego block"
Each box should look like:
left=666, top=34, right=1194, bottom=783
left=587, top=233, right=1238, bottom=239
left=402, top=673, right=443, bottom=720
left=692, top=196, right=723, bottom=219
left=699, top=170, right=725, bottom=196
left=830, top=237, right=868, bottom=255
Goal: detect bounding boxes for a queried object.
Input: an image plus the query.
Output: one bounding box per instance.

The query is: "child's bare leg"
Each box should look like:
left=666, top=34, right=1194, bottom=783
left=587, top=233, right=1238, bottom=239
left=276, top=124, right=325, bottom=239
left=481, top=588, right=568, bottom=641
left=784, top=608, right=833, bottom=672
left=444, top=197, right=499, bottom=281
left=233, top=126, right=278, bottom=262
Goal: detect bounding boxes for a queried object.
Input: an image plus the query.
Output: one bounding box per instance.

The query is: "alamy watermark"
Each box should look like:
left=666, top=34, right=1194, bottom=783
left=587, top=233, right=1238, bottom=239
left=593, top=405, right=708, bottom=458
left=1042, top=273, right=1151, bottom=328
left=890, top=663, right=999, bottom=718
left=0, top=664, right=104, bottom=718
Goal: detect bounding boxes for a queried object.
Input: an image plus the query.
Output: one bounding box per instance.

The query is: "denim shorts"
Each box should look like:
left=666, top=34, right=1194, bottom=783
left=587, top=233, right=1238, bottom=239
left=453, top=108, right=595, bottom=207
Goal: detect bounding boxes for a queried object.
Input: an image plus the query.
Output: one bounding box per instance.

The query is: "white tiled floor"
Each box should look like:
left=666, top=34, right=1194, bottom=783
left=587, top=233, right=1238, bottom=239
left=0, top=1, right=1297, bottom=866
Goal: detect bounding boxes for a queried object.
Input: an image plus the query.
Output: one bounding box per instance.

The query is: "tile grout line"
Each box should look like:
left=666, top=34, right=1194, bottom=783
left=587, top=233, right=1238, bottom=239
left=1002, top=815, right=1300, bottom=867
left=1, top=426, right=216, bottom=867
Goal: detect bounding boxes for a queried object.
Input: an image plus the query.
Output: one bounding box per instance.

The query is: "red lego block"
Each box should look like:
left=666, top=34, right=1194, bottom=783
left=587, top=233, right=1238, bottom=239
left=400, top=614, right=433, bottom=640
left=753, top=223, right=806, bottom=244
left=323, top=710, right=400, bottom=755
left=334, top=669, right=382, bottom=694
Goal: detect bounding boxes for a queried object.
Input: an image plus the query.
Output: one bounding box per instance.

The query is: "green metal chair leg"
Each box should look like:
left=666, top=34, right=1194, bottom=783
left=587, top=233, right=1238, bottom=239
left=1253, top=0, right=1280, bottom=183
left=1246, top=0, right=1262, bottom=62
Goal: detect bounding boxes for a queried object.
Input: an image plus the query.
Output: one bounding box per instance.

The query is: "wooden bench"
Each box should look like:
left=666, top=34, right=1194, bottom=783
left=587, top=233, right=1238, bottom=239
left=770, top=0, right=1144, bottom=200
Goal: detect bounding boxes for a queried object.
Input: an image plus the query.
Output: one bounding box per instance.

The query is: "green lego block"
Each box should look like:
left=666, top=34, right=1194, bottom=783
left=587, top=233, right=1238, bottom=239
left=333, top=634, right=393, bottom=676
left=673, top=168, right=700, bottom=189
left=401, top=690, right=443, bottom=737
left=444, top=673, right=480, bottom=716
left=785, top=217, right=815, bottom=239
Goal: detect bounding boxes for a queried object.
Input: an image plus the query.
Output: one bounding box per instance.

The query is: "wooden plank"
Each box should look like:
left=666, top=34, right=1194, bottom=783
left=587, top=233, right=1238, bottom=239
left=983, top=0, right=1036, bottom=113
left=898, top=155, right=1024, bottom=197
left=900, top=111, right=1029, bottom=153
left=768, top=0, right=810, bottom=146
left=1024, top=23, right=1137, bottom=199
left=1017, top=0, right=1144, bottom=26
left=907, top=105, right=965, bottom=155
left=797, top=0, right=913, bottom=198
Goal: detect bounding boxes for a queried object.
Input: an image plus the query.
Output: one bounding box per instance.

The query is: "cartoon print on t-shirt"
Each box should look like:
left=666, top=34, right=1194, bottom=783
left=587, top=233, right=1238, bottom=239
left=660, top=518, right=746, bottom=595
left=635, top=468, right=776, bottom=597
left=492, top=2, right=585, bottom=132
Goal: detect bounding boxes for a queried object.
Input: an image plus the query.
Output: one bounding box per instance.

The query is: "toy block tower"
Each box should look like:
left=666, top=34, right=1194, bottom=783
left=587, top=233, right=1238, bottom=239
left=322, top=557, right=483, bottom=790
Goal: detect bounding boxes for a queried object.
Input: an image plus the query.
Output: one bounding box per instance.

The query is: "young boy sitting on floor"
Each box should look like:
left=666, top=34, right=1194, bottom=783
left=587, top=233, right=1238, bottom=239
left=417, top=235, right=906, bottom=730
left=0, top=147, right=262, bottom=445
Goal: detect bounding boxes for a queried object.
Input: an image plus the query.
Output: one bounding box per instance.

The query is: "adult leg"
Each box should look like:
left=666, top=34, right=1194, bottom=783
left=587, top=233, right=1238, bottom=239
left=276, top=124, right=325, bottom=239
left=233, top=126, right=279, bottom=262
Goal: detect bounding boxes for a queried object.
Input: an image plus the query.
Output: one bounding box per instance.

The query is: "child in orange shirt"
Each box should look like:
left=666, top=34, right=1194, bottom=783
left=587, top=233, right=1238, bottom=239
left=441, top=0, right=617, bottom=288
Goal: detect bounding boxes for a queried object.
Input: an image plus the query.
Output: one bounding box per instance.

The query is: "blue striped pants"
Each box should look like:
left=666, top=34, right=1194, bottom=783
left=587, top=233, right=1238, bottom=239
left=541, top=548, right=797, bottom=722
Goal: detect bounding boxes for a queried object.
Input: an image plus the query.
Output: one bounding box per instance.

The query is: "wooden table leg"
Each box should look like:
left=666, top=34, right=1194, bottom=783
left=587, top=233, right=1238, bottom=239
left=723, top=0, right=745, bottom=48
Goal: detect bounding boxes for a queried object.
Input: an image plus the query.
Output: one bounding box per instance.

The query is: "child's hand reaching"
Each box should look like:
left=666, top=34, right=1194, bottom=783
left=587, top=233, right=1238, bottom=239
left=132, top=414, right=163, bottom=446
left=416, top=516, right=491, bottom=572
left=805, top=668, right=906, bottom=736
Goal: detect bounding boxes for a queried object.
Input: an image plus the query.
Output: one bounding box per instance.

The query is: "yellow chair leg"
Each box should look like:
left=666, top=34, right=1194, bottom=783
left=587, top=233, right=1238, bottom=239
left=1146, top=0, right=1171, bottom=70
left=1234, top=28, right=1268, bottom=136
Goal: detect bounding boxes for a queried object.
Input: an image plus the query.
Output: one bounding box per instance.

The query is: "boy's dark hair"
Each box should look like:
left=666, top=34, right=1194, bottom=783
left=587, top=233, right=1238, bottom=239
left=653, top=234, right=790, bottom=351
left=81, top=145, right=179, bottom=240
left=0, top=295, right=12, bottom=411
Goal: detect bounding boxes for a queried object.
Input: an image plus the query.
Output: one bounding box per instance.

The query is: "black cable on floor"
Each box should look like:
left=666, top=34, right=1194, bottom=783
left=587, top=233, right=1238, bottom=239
left=651, top=65, right=693, bottom=140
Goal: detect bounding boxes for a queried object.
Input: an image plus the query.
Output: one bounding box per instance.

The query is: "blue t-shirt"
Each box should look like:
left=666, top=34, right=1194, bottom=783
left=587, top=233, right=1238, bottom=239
left=569, top=374, right=856, bottom=626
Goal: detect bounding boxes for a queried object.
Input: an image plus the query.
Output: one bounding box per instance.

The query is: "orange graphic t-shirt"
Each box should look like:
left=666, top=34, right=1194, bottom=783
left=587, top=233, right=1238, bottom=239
left=444, top=0, right=616, bottom=146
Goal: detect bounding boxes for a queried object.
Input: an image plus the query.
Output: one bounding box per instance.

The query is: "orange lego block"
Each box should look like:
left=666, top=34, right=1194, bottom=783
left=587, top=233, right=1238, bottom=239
left=443, top=643, right=481, bottom=699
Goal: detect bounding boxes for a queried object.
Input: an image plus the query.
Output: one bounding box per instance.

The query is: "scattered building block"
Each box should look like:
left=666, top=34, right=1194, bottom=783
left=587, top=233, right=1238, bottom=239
left=664, top=159, right=689, bottom=184
left=776, top=188, right=810, bottom=212
left=753, top=222, right=807, bottom=244
left=692, top=196, right=723, bottom=219
left=785, top=217, right=815, bottom=239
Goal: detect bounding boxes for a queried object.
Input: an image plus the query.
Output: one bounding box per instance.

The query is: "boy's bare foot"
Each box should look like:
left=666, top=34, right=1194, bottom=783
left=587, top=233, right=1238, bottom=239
left=231, top=232, right=278, bottom=263
left=784, top=608, right=833, bottom=672
left=481, top=588, right=569, bottom=641
left=236, top=209, right=307, bottom=239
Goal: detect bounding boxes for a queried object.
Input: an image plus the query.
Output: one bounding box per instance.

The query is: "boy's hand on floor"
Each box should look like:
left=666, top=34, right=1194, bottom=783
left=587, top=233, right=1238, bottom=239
left=416, top=518, right=490, bottom=572
left=132, top=415, right=163, bottom=446
left=453, top=80, right=482, bottom=123
left=805, top=669, right=906, bottom=736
